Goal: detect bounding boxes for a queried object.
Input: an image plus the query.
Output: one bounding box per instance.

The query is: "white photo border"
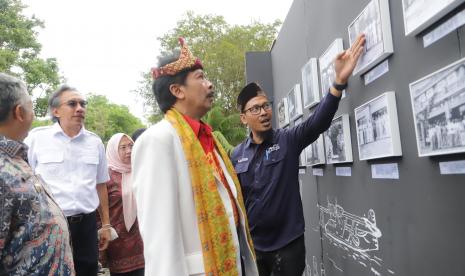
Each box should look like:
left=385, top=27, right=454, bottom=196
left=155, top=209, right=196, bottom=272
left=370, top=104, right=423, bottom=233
left=348, top=0, right=393, bottom=76
left=402, top=0, right=465, bottom=36
left=409, top=57, right=465, bottom=157
left=301, top=58, right=321, bottom=108
left=354, top=91, right=402, bottom=160
left=324, top=114, right=354, bottom=164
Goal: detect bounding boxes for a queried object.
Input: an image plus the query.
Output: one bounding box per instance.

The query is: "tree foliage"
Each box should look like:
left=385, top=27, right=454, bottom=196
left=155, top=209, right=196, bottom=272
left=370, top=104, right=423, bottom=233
left=31, top=94, right=144, bottom=143
left=84, top=95, right=145, bottom=143
left=134, top=11, right=280, bottom=128
left=204, top=106, right=247, bottom=146
left=0, top=0, right=62, bottom=116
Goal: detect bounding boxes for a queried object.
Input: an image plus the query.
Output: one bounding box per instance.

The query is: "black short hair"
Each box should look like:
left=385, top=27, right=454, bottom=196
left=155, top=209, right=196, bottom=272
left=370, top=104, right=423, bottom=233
left=0, top=73, right=28, bottom=123
left=152, top=50, right=197, bottom=113
left=131, top=128, right=146, bottom=142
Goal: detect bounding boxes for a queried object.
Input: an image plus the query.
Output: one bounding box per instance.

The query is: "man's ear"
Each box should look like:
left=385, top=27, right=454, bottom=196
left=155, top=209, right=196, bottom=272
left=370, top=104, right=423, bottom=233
left=169, top=83, right=185, bottom=100
left=240, top=113, right=248, bottom=126
left=12, top=105, right=25, bottom=122
left=52, top=107, right=60, bottom=120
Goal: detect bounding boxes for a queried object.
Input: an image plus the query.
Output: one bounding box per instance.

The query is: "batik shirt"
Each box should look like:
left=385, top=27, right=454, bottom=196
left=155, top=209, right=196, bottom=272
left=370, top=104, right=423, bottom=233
left=0, top=135, right=75, bottom=275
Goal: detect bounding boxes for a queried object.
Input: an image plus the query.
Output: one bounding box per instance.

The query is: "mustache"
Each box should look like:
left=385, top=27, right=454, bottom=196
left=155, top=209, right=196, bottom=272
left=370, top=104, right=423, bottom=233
left=207, top=91, right=215, bottom=98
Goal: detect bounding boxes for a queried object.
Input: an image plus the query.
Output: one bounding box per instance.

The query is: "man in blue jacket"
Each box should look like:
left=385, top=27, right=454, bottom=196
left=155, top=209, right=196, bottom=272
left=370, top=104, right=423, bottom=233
left=231, top=34, right=365, bottom=275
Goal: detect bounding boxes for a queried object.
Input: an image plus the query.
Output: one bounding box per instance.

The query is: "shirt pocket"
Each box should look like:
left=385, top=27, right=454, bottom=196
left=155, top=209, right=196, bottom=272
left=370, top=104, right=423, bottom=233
left=38, top=151, right=64, bottom=178
left=262, top=150, right=285, bottom=167
left=259, top=150, right=286, bottom=190
left=234, top=159, right=250, bottom=174
left=79, top=152, right=99, bottom=181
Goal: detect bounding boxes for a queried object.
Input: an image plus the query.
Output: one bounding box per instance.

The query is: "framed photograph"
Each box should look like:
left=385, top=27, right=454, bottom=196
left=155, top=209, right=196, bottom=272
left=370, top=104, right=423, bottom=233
left=409, top=57, right=465, bottom=157
left=324, top=114, right=353, bottom=164
left=402, top=0, right=465, bottom=36
left=277, top=97, right=290, bottom=128
left=301, top=58, right=321, bottom=108
left=354, top=92, right=402, bottom=160
left=287, top=84, right=303, bottom=121
left=305, top=134, right=326, bottom=166
left=319, top=39, right=345, bottom=98
left=348, top=0, right=393, bottom=75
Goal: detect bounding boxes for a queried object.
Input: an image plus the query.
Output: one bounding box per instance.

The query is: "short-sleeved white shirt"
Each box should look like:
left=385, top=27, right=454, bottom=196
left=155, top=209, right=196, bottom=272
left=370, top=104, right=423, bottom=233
left=25, top=123, right=110, bottom=216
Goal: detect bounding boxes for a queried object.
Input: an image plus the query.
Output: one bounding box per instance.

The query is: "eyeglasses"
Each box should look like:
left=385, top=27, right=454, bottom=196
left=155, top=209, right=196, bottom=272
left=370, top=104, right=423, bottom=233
left=243, top=102, right=272, bottom=115
left=62, top=100, right=88, bottom=108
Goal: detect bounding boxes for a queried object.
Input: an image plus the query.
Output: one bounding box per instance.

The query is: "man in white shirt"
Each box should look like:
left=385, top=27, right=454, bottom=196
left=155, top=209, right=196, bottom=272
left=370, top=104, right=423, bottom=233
left=25, top=86, right=111, bottom=276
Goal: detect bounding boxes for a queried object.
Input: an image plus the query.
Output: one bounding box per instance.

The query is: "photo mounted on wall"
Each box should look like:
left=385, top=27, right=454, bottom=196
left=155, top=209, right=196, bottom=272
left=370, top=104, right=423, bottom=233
left=287, top=84, right=303, bottom=121
left=348, top=0, right=393, bottom=75
left=305, top=135, right=326, bottom=166
left=355, top=92, right=402, bottom=160
left=301, top=58, right=320, bottom=108
left=277, top=97, right=290, bottom=128
left=319, top=39, right=345, bottom=98
left=402, top=0, right=465, bottom=36
left=324, top=114, right=353, bottom=164
left=410, top=57, right=465, bottom=157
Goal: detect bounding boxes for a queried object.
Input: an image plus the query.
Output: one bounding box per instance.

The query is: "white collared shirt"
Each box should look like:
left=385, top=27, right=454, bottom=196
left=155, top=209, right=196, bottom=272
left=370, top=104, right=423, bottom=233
left=25, top=123, right=110, bottom=216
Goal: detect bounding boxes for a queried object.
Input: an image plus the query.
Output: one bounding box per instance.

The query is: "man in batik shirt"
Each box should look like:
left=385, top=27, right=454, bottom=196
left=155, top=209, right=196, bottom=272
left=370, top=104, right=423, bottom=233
left=0, top=73, right=74, bottom=275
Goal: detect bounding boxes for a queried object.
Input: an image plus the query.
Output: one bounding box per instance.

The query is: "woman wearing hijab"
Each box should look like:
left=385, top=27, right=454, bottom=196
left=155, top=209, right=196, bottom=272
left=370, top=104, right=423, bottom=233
left=99, top=133, right=144, bottom=276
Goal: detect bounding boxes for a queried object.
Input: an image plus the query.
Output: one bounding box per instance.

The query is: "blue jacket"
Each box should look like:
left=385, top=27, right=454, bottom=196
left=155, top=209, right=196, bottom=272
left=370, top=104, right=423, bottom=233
left=231, top=93, right=340, bottom=251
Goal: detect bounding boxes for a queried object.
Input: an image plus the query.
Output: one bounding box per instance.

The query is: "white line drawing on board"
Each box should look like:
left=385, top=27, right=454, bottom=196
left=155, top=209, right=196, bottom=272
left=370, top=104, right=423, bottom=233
left=319, top=199, right=381, bottom=253
left=316, top=198, right=396, bottom=275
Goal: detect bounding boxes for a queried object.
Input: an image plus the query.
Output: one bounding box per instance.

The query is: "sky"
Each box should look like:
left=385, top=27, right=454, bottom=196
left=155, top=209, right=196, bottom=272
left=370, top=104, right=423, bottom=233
left=23, top=0, right=293, bottom=122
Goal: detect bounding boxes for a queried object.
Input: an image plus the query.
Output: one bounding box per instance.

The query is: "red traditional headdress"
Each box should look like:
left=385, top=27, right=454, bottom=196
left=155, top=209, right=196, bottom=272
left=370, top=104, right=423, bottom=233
left=151, top=37, right=203, bottom=79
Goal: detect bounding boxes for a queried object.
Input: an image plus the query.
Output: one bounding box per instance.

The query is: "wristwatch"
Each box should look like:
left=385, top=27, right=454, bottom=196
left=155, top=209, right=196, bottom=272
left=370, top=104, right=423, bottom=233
left=332, top=82, right=348, bottom=91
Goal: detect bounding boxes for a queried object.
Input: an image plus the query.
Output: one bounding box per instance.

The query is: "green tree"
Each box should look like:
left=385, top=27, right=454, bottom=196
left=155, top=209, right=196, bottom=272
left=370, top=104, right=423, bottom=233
left=204, top=106, right=247, bottom=146
left=31, top=94, right=145, bottom=143
left=134, top=12, right=280, bottom=126
left=0, top=0, right=62, bottom=116
left=85, top=95, right=145, bottom=143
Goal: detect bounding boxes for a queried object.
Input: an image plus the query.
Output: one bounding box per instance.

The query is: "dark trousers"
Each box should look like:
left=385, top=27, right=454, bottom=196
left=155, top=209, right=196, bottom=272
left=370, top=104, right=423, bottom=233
left=256, top=235, right=306, bottom=276
left=67, top=211, right=98, bottom=276
left=111, top=268, right=145, bottom=276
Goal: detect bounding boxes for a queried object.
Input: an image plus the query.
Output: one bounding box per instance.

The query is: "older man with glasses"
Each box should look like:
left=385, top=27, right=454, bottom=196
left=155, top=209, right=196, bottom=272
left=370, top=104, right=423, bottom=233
left=25, top=85, right=111, bottom=276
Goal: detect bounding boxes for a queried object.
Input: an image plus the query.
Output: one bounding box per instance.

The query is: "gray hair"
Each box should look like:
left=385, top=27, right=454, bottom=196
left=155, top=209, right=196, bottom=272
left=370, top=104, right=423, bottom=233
left=48, top=85, right=78, bottom=122
left=0, top=73, right=29, bottom=123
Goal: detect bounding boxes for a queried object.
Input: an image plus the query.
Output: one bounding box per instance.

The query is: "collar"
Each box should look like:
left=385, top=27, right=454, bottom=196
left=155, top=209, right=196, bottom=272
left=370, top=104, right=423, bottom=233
left=52, top=122, right=86, bottom=139
left=245, top=129, right=276, bottom=148
left=182, top=114, right=213, bottom=137
left=0, top=135, right=28, bottom=161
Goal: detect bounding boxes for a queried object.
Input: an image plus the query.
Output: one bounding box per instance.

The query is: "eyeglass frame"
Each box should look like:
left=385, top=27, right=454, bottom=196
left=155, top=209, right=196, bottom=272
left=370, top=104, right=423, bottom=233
left=242, top=102, right=273, bottom=115
left=60, top=100, right=88, bottom=109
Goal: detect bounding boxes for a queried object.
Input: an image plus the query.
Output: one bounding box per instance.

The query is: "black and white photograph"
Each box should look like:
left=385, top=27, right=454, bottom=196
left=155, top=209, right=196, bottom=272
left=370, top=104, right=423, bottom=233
left=305, top=135, right=326, bottom=166
left=324, top=114, right=353, bottom=164
left=319, top=39, right=345, bottom=98
left=301, top=57, right=320, bottom=108
left=277, top=97, right=290, bottom=128
left=410, top=57, right=465, bottom=157
left=355, top=92, right=402, bottom=160
left=402, top=0, right=465, bottom=36
left=348, top=0, right=393, bottom=75
left=287, top=84, right=303, bottom=120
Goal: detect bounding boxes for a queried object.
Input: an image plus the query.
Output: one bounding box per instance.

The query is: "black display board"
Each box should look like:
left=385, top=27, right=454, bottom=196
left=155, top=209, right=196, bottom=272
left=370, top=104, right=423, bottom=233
left=245, top=0, right=465, bottom=275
